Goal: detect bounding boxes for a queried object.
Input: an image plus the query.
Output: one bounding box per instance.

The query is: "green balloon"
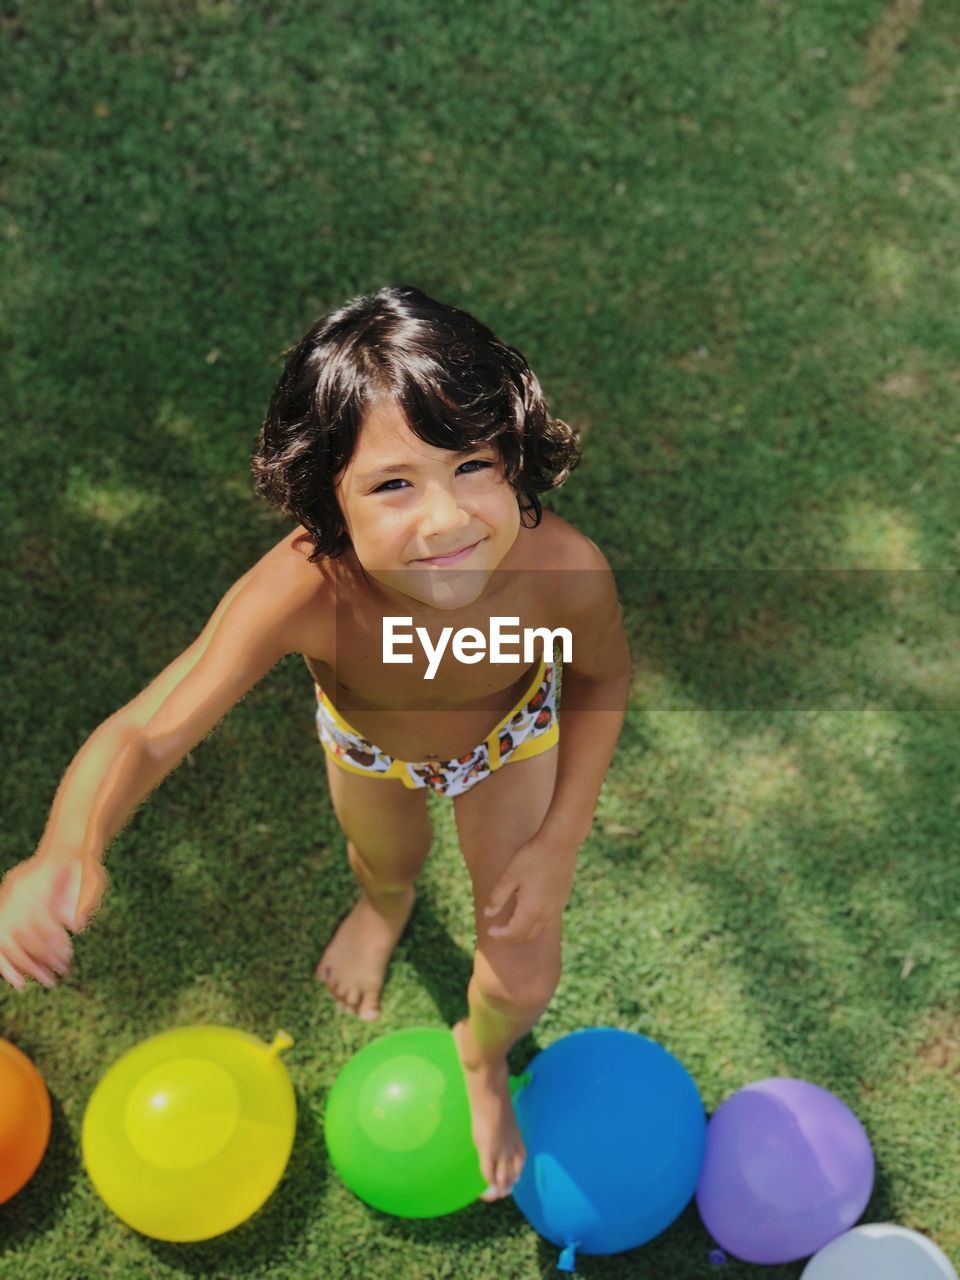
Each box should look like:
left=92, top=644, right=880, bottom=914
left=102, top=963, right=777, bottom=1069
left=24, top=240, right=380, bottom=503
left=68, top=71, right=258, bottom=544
left=324, top=1028, right=485, bottom=1217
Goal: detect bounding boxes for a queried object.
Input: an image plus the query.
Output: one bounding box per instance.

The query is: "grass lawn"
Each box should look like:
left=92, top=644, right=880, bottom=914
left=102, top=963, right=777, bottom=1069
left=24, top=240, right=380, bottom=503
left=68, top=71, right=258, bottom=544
left=2, top=0, right=958, bottom=1276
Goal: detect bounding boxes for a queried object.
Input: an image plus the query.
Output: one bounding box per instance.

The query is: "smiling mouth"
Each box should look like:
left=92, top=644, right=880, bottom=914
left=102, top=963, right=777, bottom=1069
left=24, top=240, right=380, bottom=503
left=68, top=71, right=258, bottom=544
left=415, top=540, right=481, bottom=565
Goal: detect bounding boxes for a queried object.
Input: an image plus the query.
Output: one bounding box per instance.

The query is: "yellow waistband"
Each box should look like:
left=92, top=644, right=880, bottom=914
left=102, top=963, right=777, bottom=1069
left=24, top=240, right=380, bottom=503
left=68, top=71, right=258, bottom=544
left=316, top=652, right=550, bottom=768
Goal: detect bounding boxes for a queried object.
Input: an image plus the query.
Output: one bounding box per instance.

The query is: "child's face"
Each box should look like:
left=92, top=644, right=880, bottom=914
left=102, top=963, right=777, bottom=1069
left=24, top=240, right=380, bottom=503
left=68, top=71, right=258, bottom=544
left=334, top=396, right=521, bottom=611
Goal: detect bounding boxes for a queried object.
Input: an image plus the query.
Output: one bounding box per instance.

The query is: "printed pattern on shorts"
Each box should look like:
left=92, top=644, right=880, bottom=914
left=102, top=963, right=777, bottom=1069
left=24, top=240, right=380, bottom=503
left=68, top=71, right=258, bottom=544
left=315, top=662, right=557, bottom=797
left=316, top=714, right=396, bottom=776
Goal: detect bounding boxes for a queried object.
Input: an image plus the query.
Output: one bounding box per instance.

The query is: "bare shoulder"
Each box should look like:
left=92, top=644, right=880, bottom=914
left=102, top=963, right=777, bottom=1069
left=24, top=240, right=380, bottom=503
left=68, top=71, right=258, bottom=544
left=535, top=512, right=629, bottom=680
left=534, top=509, right=617, bottom=619
left=243, top=526, right=334, bottom=657
left=516, top=510, right=621, bottom=646
left=536, top=508, right=613, bottom=573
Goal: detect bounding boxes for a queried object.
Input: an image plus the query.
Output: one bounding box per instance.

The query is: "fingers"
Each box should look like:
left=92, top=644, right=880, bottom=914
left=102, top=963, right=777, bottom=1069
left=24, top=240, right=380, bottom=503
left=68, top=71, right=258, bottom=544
left=0, top=920, right=73, bottom=992
left=488, top=910, right=543, bottom=943
left=2, top=937, right=57, bottom=990
left=0, top=952, right=26, bottom=993
left=483, top=879, right=518, bottom=918
left=37, top=920, right=73, bottom=970
left=485, top=890, right=521, bottom=939
left=25, top=916, right=73, bottom=973
left=488, top=918, right=524, bottom=940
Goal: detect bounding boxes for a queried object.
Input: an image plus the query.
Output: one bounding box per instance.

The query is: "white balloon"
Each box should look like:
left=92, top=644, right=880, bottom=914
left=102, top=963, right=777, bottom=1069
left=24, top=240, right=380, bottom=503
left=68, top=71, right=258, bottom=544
left=802, top=1224, right=958, bottom=1280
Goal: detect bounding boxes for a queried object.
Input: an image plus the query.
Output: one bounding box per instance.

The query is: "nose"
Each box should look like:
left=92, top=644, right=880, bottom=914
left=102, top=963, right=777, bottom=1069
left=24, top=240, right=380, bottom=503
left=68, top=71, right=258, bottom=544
left=418, top=483, right=471, bottom=540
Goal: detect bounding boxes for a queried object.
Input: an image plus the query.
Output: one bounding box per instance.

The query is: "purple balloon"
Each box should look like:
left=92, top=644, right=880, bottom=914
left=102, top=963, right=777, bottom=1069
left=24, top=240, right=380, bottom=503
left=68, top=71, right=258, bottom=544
left=696, top=1078, right=874, bottom=1264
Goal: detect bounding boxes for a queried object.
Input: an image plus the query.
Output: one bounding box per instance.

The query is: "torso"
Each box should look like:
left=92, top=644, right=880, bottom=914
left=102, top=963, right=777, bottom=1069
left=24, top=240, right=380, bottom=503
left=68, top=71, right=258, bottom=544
left=275, top=510, right=573, bottom=761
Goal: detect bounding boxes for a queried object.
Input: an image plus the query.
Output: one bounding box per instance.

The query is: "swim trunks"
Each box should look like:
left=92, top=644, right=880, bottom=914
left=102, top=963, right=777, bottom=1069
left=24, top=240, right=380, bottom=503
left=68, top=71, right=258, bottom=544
left=314, top=654, right=559, bottom=797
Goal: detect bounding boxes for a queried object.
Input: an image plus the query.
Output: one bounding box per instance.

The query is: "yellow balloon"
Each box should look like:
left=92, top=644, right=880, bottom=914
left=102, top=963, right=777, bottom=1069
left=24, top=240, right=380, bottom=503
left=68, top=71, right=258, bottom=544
left=82, top=1025, right=295, bottom=1241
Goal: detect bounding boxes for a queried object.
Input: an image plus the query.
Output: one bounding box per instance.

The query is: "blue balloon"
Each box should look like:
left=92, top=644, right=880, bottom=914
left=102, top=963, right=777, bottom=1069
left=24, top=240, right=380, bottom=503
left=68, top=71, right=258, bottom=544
left=511, top=1029, right=706, bottom=1269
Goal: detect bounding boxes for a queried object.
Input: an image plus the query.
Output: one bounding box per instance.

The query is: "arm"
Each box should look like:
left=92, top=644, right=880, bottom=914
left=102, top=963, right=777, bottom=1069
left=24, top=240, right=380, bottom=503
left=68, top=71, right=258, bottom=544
left=36, top=568, right=254, bottom=865
left=0, top=555, right=321, bottom=990
left=484, top=546, right=632, bottom=941
left=538, top=547, right=632, bottom=851
left=36, top=559, right=316, bottom=871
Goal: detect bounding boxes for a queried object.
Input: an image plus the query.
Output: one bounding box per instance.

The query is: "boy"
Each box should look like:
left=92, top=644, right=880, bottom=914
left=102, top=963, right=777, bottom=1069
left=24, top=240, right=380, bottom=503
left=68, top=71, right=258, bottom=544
left=0, top=285, right=631, bottom=1201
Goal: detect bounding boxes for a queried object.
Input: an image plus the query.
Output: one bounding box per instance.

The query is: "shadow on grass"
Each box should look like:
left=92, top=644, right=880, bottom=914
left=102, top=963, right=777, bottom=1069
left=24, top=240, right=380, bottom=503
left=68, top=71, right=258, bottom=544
left=0, top=1088, right=76, bottom=1260
left=401, top=881, right=547, bottom=1072
left=139, top=1098, right=326, bottom=1276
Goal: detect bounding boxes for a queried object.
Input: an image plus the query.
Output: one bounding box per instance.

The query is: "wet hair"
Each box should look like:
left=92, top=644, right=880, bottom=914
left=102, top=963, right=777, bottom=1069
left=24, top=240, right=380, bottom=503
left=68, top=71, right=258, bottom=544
left=250, top=283, right=582, bottom=561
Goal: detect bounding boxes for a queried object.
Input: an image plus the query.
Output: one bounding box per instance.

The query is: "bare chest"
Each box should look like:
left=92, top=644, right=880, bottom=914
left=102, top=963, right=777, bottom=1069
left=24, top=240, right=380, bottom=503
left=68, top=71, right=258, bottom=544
left=304, top=575, right=558, bottom=760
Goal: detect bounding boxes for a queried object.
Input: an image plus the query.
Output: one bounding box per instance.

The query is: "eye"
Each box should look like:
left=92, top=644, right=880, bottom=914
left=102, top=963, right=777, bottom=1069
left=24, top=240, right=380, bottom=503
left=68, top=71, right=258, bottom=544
left=371, top=458, right=496, bottom=491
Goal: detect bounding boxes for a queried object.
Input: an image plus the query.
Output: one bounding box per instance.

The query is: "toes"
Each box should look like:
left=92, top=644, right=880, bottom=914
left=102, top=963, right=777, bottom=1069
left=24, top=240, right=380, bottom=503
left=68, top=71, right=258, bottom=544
left=315, top=964, right=381, bottom=1022
left=358, top=994, right=380, bottom=1022
left=322, top=975, right=348, bottom=1011
left=479, top=1157, right=513, bottom=1201
left=478, top=1156, right=498, bottom=1201
left=344, top=986, right=362, bottom=1013
left=479, top=1156, right=521, bottom=1201
left=493, top=1158, right=513, bottom=1198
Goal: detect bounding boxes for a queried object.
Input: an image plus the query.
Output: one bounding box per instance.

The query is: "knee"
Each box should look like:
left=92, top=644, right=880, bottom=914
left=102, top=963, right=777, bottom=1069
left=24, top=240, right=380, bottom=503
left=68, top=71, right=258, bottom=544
left=472, top=946, right=561, bottom=1015
left=347, top=838, right=429, bottom=892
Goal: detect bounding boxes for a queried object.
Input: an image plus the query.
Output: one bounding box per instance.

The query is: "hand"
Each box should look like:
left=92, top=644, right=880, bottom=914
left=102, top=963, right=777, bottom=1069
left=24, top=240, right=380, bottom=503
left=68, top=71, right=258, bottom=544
left=0, top=852, right=107, bottom=993
left=482, top=834, right=578, bottom=944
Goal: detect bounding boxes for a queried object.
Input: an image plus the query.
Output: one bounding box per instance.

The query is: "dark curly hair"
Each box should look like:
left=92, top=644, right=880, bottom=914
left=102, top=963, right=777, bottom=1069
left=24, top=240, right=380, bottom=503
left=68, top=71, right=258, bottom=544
left=250, top=284, right=582, bottom=562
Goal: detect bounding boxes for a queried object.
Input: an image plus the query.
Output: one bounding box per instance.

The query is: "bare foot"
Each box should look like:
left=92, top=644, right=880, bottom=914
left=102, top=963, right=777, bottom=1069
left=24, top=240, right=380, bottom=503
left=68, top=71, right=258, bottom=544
left=452, top=1019, right=526, bottom=1201
left=315, top=885, right=415, bottom=1021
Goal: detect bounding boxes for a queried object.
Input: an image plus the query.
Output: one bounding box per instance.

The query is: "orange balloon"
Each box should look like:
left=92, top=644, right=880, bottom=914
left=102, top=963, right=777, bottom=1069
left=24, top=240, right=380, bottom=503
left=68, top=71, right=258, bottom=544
left=0, top=1038, right=52, bottom=1203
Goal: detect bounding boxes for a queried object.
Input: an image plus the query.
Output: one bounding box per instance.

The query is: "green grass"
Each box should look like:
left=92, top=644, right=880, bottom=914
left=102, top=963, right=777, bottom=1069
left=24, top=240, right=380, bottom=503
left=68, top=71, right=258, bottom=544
left=3, top=0, right=959, bottom=1275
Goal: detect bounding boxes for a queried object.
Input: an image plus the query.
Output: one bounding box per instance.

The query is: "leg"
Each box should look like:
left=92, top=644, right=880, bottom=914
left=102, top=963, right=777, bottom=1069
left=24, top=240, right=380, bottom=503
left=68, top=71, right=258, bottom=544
left=451, top=743, right=561, bottom=1200
left=317, top=753, right=433, bottom=1020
